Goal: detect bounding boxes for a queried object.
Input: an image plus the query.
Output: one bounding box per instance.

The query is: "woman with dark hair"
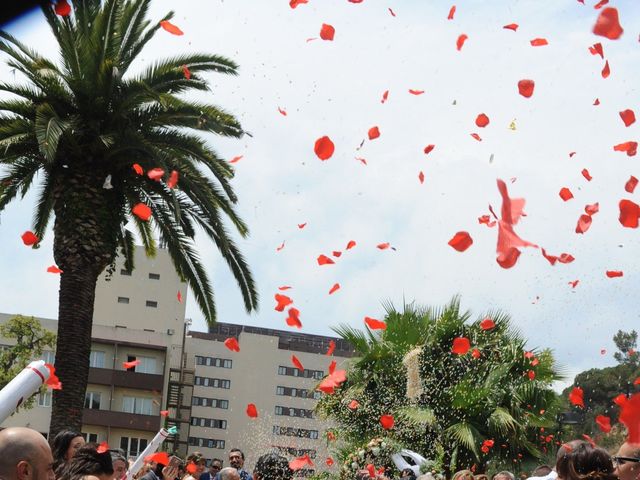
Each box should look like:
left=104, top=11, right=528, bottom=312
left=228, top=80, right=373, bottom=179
left=556, top=440, right=617, bottom=480
left=57, top=443, right=114, bottom=480
left=52, top=430, right=85, bottom=476
left=253, top=453, right=292, bottom=480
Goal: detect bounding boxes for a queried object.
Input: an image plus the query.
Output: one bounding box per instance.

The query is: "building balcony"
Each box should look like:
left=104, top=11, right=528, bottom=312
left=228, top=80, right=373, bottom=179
left=88, top=367, right=164, bottom=391
left=82, top=408, right=161, bottom=432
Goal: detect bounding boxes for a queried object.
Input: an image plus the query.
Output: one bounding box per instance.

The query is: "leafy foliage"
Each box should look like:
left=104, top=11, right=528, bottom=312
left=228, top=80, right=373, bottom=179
left=317, top=298, right=563, bottom=477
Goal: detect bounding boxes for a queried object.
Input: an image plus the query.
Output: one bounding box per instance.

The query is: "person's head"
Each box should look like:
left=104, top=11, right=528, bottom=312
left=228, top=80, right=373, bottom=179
left=110, top=449, right=128, bottom=480
left=492, top=471, right=515, bottom=480
left=253, top=453, right=292, bottom=480
left=209, top=459, right=223, bottom=475
left=453, top=470, right=475, bottom=480
left=0, top=427, right=55, bottom=480
left=475, top=475, right=489, bottom=480
left=229, top=450, right=245, bottom=470
left=56, top=444, right=114, bottom=480
left=51, top=430, right=85, bottom=469
left=187, top=453, right=206, bottom=476
left=614, top=442, right=640, bottom=480
left=219, top=467, right=240, bottom=480
left=532, top=466, right=553, bottom=477
left=556, top=439, right=615, bottom=480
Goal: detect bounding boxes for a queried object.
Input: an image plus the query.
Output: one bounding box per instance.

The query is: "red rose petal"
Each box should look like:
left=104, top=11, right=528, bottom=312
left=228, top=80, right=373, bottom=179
left=123, top=359, right=140, bottom=369
left=380, top=415, right=394, bottom=429
left=278, top=286, right=292, bottom=291
left=147, top=168, right=164, bottom=181
left=409, top=89, right=424, bottom=95
left=559, top=187, right=574, bottom=201
left=298, top=223, right=307, bottom=229
left=496, top=247, right=521, bottom=269
left=503, top=23, right=519, bottom=31
left=381, top=90, right=389, bottom=103
left=97, top=441, right=109, bottom=454
left=626, top=176, right=638, bottom=193
left=418, top=171, right=425, bottom=184
left=132, top=203, right=152, bottom=221
left=593, top=7, right=624, bottom=40
left=447, top=5, right=456, bottom=20
left=452, top=337, right=471, bottom=355
left=470, top=133, right=482, bottom=142
left=54, top=0, right=71, bottom=16
left=614, top=142, right=638, bottom=157
left=246, top=403, right=258, bottom=418
left=575, top=214, right=592, bottom=234
left=326, top=340, right=336, bottom=356
left=289, top=455, right=314, bottom=471
left=224, top=337, right=240, bottom=352
left=229, top=155, right=243, bottom=164
left=619, top=393, right=640, bottom=443
left=581, top=169, right=592, bottom=181
left=368, top=126, right=380, bottom=140
left=530, top=38, right=549, bottom=46
left=21, top=231, right=39, bottom=246
left=475, top=113, right=490, bottom=127
left=276, top=241, right=285, bottom=252
left=424, top=144, right=435, bottom=155
left=346, top=240, right=356, bottom=250
left=569, top=386, right=585, bottom=408
left=160, top=20, right=184, bottom=36
left=589, top=43, right=604, bottom=58
left=314, top=136, right=335, bottom=160
left=182, top=65, right=191, bottom=80
left=518, top=79, right=535, bottom=98
left=47, top=265, right=63, bottom=274
left=292, top=354, right=304, bottom=372
left=606, top=270, right=623, bottom=278
left=274, top=294, right=293, bottom=312
left=167, top=170, right=179, bottom=189
left=594, top=98, right=601, bottom=105
left=585, top=202, right=600, bottom=215
left=286, top=307, right=302, bottom=328
left=328, top=283, right=340, bottom=295
left=602, top=60, right=610, bottom=78
left=472, top=348, right=481, bottom=359
left=619, top=199, right=640, bottom=228
left=290, top=0, right=309, bottom=8
left=480, top=318, right=495, bottom=330
left=620, top=109, right=636, bottom=127
left=456, top=34, right=468, bottom=51
left=595, top=415, right=612, bottom=433
left=448, top=231, right=473, bottom=252
left=317, top=254, right=335, bottom=265
left=132, top=163, right=143, bottom=175
left=348, top=399, right=360, bottom=410
left=594, top=0, right=609, bottom=9
left=320, top=23, right=335, bottom=41
left=388, top=7, right=396, bottom=17
left=377, top=242, right=390, bottom=250
left=364, top=317, right=387, bottom=330
left=278, top=107, right=287, bottom=116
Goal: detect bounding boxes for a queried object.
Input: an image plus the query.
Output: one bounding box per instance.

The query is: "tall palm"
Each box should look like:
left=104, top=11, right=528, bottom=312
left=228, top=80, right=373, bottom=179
left=318, top=298, right=563, bottom=477
left=0, top=0, right=257, bottom=435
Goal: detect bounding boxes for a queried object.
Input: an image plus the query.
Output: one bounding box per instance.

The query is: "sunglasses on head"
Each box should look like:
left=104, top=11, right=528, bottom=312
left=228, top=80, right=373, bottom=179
left=613, top=456, right=640, bottom=465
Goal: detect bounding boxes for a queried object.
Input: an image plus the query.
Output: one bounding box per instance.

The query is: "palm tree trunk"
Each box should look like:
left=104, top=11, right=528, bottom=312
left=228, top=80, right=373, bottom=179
left=50, top=267, right=99, bottom=436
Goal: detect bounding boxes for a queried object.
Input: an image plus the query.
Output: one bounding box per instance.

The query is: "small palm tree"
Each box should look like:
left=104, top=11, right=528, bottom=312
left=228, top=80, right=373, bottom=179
left=0, top=0, right=257, bottom=435
left=317, top=298, right=563, bottom=477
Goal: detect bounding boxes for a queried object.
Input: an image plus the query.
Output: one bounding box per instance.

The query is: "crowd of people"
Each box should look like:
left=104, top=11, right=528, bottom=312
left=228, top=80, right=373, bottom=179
left=0, top=426, right=638, bottom=480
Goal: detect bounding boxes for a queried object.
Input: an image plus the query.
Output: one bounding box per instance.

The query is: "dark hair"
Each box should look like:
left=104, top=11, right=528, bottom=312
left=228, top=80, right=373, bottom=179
left=210, top=458, right=223, bottom=466
left=230, top=448, right=245, bottom=461
left=254, top=453, right=292, bottom=480
left=556, top=440, right=616, bottom=480
left=52, top=430, right=84, bottom=474
left=532, top=465, right=553, bottom=477
left=57, top=443, right=114, bottom=480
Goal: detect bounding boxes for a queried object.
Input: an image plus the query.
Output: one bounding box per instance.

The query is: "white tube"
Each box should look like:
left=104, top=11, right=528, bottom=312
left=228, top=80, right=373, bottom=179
left=0, top=360, right=50, bottom=424
left=127, top=428, right=170, bottom=479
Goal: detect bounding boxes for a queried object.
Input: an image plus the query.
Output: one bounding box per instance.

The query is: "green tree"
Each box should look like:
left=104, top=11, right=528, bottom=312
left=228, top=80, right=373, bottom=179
left=0, top=315, right=57, bottom=410
left=613, top=330, right=639, bottom=367
left=0, top=0, right=257, bottom=435
left=317, top=298, right=563, bottom=478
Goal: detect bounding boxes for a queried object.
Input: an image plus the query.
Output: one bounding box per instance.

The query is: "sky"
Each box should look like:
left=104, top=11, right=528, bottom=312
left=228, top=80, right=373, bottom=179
left=0, top=0, right=639, bottom=390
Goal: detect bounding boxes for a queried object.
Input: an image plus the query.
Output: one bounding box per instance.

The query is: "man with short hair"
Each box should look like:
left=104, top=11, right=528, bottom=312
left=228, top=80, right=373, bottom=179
left=219, top=468, right=240, bottom=480
left=614, top=442, right=640, bottom=480
left=493, top=471, right=516, bottom=480
left=200, top=459, right=223, bottom=480
left=216, top=449, right=252, bottom=480
left=0, top=427, right=55, bottom=480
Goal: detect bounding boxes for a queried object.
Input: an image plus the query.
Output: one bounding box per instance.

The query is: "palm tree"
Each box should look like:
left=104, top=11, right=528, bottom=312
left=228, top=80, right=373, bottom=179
left=0, top=0, right=257, bottom=435
left=317, top=298, right=563, bottom=477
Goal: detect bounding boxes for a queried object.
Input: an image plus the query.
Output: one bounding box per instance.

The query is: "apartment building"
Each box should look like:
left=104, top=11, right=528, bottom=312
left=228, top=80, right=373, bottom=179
left=0, top=246, right=356, bottom=474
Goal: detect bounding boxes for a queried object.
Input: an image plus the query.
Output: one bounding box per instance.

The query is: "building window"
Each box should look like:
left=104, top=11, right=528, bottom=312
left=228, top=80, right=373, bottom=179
left=275, top=405, right=314, bottom=419
left=83, top=433, right=98, bottom=443
left=194, top=377, right=231, bottom=389
left=122, top=396, right=153, bottom=415
left=275, top=447, right=316, bottom=459
left=89, top=351, right=105, bottom=368
left=132, top=356, right=157, bottom=374
left=120, top=269, right=132, bottom=276
left=84, top=392, right=101, bottom=410
left=188, top=437, right=225, bottom=449
left=275, top=385, right=322, bottom=400
left=195, top=356, right=233, bottom=369
left=42, top=351, right=55, bottom=364
left=148, top=273, right=160, bottom=280
left=145, top=300, right=158, bottom=308
left=272, top=426, right=319, bottom=439
left=190, top=417, right=227, bottom=429
left=277, top=366, right=324, bottom=379
left=191, top=396, right=229, bottom=409
left=117, top=296, right=130, bottom=304
left=120, top=437, right=148, bottom=457
left=38, top=391, right=52, bottom=407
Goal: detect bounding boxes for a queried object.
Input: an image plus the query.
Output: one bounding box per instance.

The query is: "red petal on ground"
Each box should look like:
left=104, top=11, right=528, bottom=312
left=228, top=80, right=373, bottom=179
left=530, top=38, right=549, bottom=46
left=292, top=355, right=304, bottom=372
left=452, top=337, right=471, bottom=355
left=518, top=79, right=535, bottom=98
left=380, top=415, right=395, bottom=429
left=286, top=307, right=302, bottom=328
left=274, top=294, right=293, bottom=312
left=368, top=126, right=380, bottom=140
left=503, top=23, right=519, bottom=31
left=314, top=136, right=335, bottom=160
left=132, top=203, right=152, bottom=221
left=328, top=283, right=340, bottom=295
left=480, top=318, right=495, bottom=330
left=606, top=270, right=623, bottom=278
left=224, top=337, right=240, bottom=352
left=620, top=109, right=636, bottom=127
left=160, top=20, right=184, bottom=36
left=619, top=199, right=640, bottom=228
left=320, top=23, right=335, bottom=41
left=55, top=0, right=71, bottom=16
left=595, top=415, right=612, bottom=433
left=47, top=265, right=63, bottom=274
left=593, top=7, right=624, bottom=39
left=475, top=113, right=490, bottom=127
left=424, top=144, right=435, bottom=154
left=626, top=176, right=639, bottom=193
left=246, top=403, right=258, bottom=418
left=559, top=187, right=574, bottom=201
left=21, top=231, right=38, bottom=246
left=614, top=142, right=638, bottom=157
left=364, top=317, right=387, bottom=330
left=326, top=340, right=336, bottom=356
left=448, top=231, right=473, bottom=252
left=381, top=90, right=389, bottom=103
left=589, top=43, right=604, bottom=58
left=317, top=254, right=335, bottom=265
left=619, top=393, right=640, bottom=443
left=447, top=5, right=456, bottom=20
left=569, top=387, right=585, bottom=408
left=602, top=60, right=610, bottom=78
left=456, top=34, right=468, bottom=51
left=575, top=214, right=592, bottom=234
